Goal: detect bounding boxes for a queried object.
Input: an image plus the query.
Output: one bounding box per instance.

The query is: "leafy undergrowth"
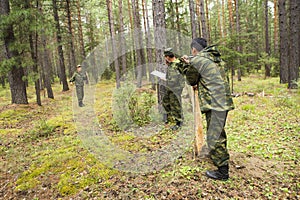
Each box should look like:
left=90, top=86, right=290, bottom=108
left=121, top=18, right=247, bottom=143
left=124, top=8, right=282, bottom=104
left=0, top=76, right=299, bottom=199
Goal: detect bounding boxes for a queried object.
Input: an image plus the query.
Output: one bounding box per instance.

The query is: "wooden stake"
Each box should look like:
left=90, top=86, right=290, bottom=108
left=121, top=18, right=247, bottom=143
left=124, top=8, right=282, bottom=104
left=193, top=87, right=204, bottom=157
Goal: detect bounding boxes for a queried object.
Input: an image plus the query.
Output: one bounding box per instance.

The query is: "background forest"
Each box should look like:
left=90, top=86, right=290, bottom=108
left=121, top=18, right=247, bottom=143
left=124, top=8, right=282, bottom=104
left=0, top=0, right=299, bottom=105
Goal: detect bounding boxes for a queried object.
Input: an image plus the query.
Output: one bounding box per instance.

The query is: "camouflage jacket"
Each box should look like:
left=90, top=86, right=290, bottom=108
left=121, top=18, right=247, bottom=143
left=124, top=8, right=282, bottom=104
left=166, top=59, right=185, bottom=94
left=185, top=46, right=234, bottom=112
left=70, top=71, right=87, bottom=86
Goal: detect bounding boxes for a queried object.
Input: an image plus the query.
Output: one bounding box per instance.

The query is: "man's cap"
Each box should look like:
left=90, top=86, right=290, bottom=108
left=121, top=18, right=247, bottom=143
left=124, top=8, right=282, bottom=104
left=191, top=38, right=207, bottom=51
left=77, top=65, right=81, bottom=68
left=164, top=48, right=174, bottom=56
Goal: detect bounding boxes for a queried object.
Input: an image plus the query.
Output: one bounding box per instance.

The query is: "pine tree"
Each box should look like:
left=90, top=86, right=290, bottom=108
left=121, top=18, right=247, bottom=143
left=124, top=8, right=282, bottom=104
left=279, top=0, right=289, bottom=83
left=1, top=0, right=28, bottom=104
left=52, top=0, right=69, bottom=91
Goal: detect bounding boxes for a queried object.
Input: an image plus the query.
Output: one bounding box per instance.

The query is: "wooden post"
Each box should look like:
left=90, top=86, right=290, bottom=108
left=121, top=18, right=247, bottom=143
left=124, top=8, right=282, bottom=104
left=193, top=87, right=204, bottom=157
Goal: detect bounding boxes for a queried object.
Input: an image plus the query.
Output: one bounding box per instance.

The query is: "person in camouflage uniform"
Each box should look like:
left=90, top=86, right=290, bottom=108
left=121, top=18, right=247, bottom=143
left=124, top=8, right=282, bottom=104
left=70, top=65, right=87, bottom=107
left=181, top=38, right=234, bottom=181
left=163, top=48, right=185, bottom=130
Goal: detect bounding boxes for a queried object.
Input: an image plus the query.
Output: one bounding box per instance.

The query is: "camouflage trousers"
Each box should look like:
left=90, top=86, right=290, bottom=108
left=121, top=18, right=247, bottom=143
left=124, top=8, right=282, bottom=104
left=76, top=85, right=84, bottom=104
left=162, top=90, right=182, bottom=122
left=205, top=110, right=230, bottom=167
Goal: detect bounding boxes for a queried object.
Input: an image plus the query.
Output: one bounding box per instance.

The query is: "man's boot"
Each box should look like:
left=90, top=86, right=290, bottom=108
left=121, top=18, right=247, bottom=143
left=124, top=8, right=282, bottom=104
left=171, top=120, right=182, bottom=130
left=79, top=101, right=84, bottom=107
left=205, top=165, right=229, bottom=181
left=163, top=114, right=168, bottom=124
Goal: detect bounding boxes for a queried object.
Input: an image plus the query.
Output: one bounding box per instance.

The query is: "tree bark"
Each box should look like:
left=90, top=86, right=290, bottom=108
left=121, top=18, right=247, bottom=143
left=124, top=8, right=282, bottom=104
left=132, top=0, right=144, bottom=88
left=288, top=0, right=299, bottom=88
left=228, top=0, right=235, bottom=31
left=41, top=33, right=54, bottom=99
left=221, top=0, right=226, bottom=38
left=265, top=0, right=271, bottom=77
left=119, top=0, right=127, bottom=75
left=205, top=0, right=211, bottom=42
left=66, top=0, right=76, bottom=77
left=1, top=0, right=28, bottom=104
left=196, top=0, right=201, bottom=36
left=127, top=0, right=136, bottom=70
left=143, top=0, right=155, bottom=89
left=234, top=0, right=242, bottom=81
left=52, top=0, right=69, bottom=91
left=189, top=0, right=197, bottom=38
left=175, top=0, right=182, bottom=47
left=76, top=0, right=86, bottom=60
left=152, top=0, right=166, bottom=111
left=216, top=0, right=222, bottom=39
left=199, top=0, right=207, bottom=39
left=106, top=0, right=120, bottom=88
left=279, top=0, right=289, bottom=83
left=274, top=0, right=279, bottom=55
left=26, top=0, right=41, bottom=105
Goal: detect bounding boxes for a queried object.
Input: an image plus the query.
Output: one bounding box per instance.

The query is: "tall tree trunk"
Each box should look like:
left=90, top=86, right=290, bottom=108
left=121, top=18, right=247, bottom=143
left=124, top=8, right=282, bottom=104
left=199, top=0, right=207, bottom=39
left=132, top=0, right=144, bottom=88
left=1, top=0, right=28, bottom=104
left=216, top=0, right=222, bottom=40
left=106, top=0, right=120, bottom=88
left=76, top=0, right=86, bottom=61
left=221, top=0, right=226, bottom=38
left=66, top=0, right=76, bottom=77
left=52, top=0, right=69, bottom=91
left=26, top=0, right=41, bottom=105
left=41, top=33, right=54, bottom=99
left=234, top=0, right=242, bottom=81
left=195, top=0, right=201, bottom=36
left=29, top=33, right=41, bottom=105
left=189, top=0, right=197, bottom=38
left=228, top=0, right=235, bottom=31
left=274, top=0, right=279, bottom=55
left=40, top=0, right=54, bottom=98
left=127, top=0, right=136, bottom=72
left=175, top=0, right=182, bottom=47
left=288, top=0, right=299, bottom=88
left=205, top=0, right=211, bottom=42
left=119, top=0, right=127, bottom=75
left=152, top=0, right=166, bottom=111
left=0, top=76, right=5, bottom=88
left=279, top=0, right=289, bottom=83
left=265, top=0, right=271, bottom=77
left=143, top=0, right=155, bottom=89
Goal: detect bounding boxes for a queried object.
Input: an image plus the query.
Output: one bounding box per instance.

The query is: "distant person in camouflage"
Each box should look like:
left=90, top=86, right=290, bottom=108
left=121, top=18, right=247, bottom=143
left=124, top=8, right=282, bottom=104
left=181, top=38, right=234, bottom=181
left=163, top=48, right=185, bottom=130
left=70, top=65, right=87, bottom=107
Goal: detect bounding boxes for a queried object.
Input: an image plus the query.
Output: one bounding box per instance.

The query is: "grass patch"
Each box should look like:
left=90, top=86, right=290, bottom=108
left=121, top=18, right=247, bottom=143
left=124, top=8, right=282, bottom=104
left=1, top=77, right=299, bottom=199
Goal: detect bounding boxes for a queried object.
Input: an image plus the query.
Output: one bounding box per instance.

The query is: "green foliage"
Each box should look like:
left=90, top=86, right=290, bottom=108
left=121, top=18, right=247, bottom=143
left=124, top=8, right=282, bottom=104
left=178, top=165, right=202, bottom=180
left=128, top=89, right=156, bottom=126
left=258, top=52, right=279, bottom=76
left=112, top=81, right=156, bottom=128
left=28, top=119, right=57, bottom=139
left=112, top=82, right=135, bottom=130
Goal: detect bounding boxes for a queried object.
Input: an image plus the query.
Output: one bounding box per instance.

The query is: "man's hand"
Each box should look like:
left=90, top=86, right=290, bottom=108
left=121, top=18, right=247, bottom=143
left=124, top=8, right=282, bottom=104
left=181, top=55, right=190, bottom=64
left=70, top=82, right=73, bottom=85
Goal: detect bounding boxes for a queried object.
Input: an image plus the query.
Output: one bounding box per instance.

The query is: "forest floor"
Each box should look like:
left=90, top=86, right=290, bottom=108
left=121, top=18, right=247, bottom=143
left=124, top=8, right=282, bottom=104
left=0, top=75, right=299, bottom=200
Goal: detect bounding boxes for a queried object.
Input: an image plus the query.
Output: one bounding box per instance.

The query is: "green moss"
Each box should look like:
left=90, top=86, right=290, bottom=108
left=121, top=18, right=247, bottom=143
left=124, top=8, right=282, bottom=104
left=15, top=140, right=116, bottom=196
left=0, top=128, right=22, bottom=135
left=15, top=178, right=40, bottom=191
left=241, top=104, right=256, bottom=111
